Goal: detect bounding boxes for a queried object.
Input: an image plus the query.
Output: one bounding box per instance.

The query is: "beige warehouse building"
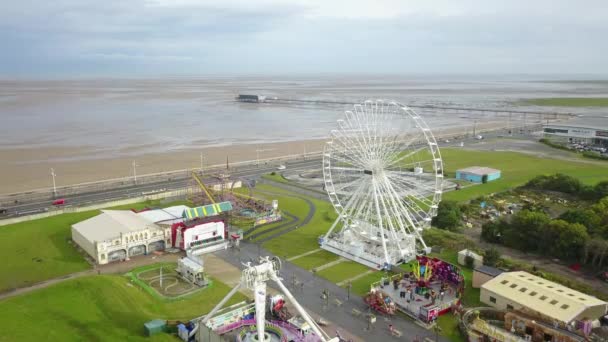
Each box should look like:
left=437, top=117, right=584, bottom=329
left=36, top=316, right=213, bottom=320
left=481, top=271, right=607, bottom=325
left=72, top=210, right=172, bottom=265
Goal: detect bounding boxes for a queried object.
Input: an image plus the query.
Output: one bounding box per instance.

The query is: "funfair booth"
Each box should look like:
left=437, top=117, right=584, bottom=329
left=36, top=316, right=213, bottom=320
left=170, top=202, right=233, bottom=255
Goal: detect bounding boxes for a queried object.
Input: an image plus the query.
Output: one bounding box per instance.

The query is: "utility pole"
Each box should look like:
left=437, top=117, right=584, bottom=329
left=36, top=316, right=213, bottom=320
left=200, top=152, right=204, bottom=174
left=347, top=281, right=352, bottom=300
left=50, top=168, right=57, bottom=197
left=256, top=146, right=260, bottom=167
left=303, top=144, right=307, bottom=160
left=473, top=120, right=477, bottom=136
left=132, top=160, right=138, bottom=184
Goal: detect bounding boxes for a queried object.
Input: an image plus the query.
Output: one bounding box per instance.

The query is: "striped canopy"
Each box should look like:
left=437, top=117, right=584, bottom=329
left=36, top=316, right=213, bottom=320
left=182, top=201, right=233, bottom=220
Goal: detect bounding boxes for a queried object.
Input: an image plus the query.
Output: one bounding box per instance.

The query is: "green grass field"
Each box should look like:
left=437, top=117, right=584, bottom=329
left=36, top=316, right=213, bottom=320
left=0, top=211, right=97, bottom=292
left=290, top=250, right=339, bottom=270
left=316, top=261, right=371, bottom=284
left=0, top=199, right=191, bottom=293
left=522, top=97, right=608, bottom=107
left=0, top=274, right=246, bottom=341
left=440, top=148, right=608, bottom=202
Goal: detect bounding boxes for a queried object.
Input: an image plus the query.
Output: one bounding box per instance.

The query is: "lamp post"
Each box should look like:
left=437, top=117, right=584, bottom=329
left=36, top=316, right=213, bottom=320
left=132, top=160, right=138, bottom=184
left=200, top=152, right=205, bottom=175
left=347, top=281, right=352, bottom=300
left=50, top=168, right=57, bottom=197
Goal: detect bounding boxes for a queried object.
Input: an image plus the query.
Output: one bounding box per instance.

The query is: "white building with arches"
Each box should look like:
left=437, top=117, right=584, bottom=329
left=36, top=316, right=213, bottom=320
left=71, top=210, right=171, bottom=265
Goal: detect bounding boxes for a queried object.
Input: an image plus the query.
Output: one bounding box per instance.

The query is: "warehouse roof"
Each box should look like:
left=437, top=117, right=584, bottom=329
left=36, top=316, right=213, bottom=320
left=457, top=166, right=501, bottom=175
left=137, top=205, right=190, bottom=224
left=72, top=210, right=162, bottom=242
left=482, top=271, right=607, bottom=323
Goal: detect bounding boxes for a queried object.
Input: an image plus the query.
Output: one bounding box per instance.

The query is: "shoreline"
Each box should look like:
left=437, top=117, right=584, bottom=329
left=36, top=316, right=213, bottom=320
left=0, top=119, right=522, bottom=194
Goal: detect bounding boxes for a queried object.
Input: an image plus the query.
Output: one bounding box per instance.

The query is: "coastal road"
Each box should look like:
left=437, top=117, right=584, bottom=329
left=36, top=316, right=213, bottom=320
left=1, top=158, right=324, bottom=218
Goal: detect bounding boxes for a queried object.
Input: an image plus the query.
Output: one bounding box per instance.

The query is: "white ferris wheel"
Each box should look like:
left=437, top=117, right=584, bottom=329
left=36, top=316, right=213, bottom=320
left=320, top=100, right=444, bottom=269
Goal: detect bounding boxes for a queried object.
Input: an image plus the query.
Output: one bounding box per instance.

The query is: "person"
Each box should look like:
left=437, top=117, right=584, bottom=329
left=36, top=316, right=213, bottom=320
left=440, top=290, right=445, bottom=301
left=388, top=324, right=395, bottom=335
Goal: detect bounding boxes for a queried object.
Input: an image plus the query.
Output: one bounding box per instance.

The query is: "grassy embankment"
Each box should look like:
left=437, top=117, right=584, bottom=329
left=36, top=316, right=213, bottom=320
left=0, top=199, right=190, bottom=292
left=0, top=274, right=246, bottom=341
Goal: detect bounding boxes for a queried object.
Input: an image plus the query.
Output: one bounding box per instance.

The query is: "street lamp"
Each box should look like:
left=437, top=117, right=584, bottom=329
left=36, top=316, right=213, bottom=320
left=200, top=152, right=205, bottom=175
left=132, top=160, right=138, bottom=184
left=347, top=281, right=352, bottom=300
left=50, top=168, right=57, bottom=197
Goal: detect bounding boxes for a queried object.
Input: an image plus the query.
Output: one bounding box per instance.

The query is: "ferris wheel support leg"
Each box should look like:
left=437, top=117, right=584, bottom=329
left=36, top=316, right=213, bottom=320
left=201, top=282, right=241, bottom=325
left=372, top=180, right=391, bottom=267
left=271, top=275, right=330, bottom=341
left=323, top=216, right=342, bottom=240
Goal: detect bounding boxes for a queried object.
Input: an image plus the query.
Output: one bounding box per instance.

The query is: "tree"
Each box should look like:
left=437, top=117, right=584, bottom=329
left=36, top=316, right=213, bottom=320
left=542, top=220, right=589, bottom=260
left=483, top=247, right=501, bottom=267
left=432, top=200, right=462, bottom=231
left=481, top=220, right=507, bottom=243
left=502, top=210, right=550, bottom=251
left=593, top=181, right=608, bottom=199
left=559, top=209, right=601, bottom=236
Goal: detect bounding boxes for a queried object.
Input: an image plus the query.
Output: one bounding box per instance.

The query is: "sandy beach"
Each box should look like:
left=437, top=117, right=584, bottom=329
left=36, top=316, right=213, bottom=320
left=0, top=120, right=515, bottom=194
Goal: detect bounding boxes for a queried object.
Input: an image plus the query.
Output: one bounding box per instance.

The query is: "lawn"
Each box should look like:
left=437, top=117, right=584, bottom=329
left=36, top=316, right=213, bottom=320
left=439, top=148, right=608, bottom=202
left=0, top=274, right=247, bottom=341
left=291, top=250, right=339, bottom=270
left=316, top=261, right=371, bottom=284
left=0, top=210, right=97, bottom=292
left=262, top=173, right=290, bottom=184
left=437, top=314, right=466, bottom=342
left=521, top=97, right=608, bottom=107
left=0, top=199, right=192, bottom=293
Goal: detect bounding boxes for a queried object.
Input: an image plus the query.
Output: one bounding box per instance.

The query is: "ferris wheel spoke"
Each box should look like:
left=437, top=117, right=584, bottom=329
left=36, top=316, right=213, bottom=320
left=385, top=146, right=427, bottom=168
left=331, top=134, right=370, bottom=167
left=385, top=170, right=438, bottom=195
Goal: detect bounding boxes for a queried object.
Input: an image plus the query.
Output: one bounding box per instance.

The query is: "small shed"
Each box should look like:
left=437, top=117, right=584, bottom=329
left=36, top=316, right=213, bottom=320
left=472, top=265, right=504, bottom=288
left=458, top=249, right=484, bottom=269
left=144, top=319, right=167, bottom=336
left=456, top=166, right=501, bottom=183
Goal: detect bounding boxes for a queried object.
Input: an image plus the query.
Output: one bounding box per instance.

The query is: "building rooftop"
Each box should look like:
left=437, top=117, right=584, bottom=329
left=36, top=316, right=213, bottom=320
left=73, top=210, right=162, bottom=242
left=482, top=271, right=607, bottom=323
left=475, top=265, right=504, bottom=277
left=137, top=205, right=190, bottom=224
left=457, top=166, right=501, bottom=175
left=547, top=117, right=608, bottom=131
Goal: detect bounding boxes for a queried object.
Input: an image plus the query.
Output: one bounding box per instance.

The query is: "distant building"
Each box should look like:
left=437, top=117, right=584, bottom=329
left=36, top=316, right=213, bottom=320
left=456, top=166, right=501, bottom=183
left=72, top=210, right=171, bottom=265
left=543, top=117, right=608, bottom=147
left=472, top=265, right=504, bottom=288
left=481, top=271, right=608, bottom=326
left=236, top=94, right=266, bottom=103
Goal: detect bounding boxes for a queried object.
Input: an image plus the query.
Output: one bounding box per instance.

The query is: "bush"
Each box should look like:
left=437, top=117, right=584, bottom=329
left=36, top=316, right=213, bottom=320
left=464, top=254, right=475, bottom=269
left=483, top=247, right=501, bottom=267
left=432, top=201, right=462, bottom=231
left=582, top=151, right=608, bottom=161
left=270, top=171, right=276, bottom=176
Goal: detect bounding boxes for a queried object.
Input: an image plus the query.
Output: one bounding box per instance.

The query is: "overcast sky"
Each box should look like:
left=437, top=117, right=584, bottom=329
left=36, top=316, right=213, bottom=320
left=1, top=0, right=607, bottom=77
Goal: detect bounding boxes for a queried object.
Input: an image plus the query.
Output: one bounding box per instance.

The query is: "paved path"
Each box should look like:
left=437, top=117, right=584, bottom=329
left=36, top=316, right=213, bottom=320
left=287, top=248, right=322, bottom=261
left=216, top=242, right=446, bottom=342
left=245, top=188, right=318, bottom=243
left=337, top=270, right=375, bottom=287
left=314, top=257, right=345, bottom=271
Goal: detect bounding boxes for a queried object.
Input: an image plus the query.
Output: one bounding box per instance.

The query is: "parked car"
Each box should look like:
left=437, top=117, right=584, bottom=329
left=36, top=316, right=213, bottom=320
left=277, top=165, right=286, bottom=170
left=475, top=135, right=483, bottom=140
